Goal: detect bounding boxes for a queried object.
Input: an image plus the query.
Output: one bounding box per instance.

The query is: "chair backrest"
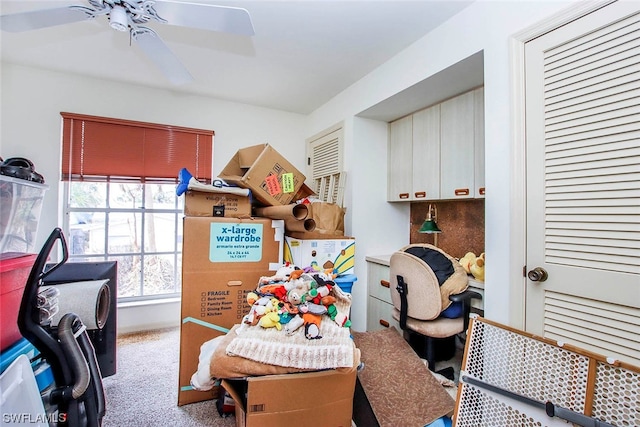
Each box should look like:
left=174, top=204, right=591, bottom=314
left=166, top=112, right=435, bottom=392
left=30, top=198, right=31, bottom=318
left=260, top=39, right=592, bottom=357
left=389, top=244, right=469, bottom=321
left=390, top=249, right=443, bottom=321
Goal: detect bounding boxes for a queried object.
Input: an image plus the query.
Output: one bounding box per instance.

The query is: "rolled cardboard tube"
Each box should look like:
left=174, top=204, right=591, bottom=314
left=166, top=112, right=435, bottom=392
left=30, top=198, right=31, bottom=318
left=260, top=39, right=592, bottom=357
left=255, top=204, right=308, bottom=221
left=284, top=218, right=316, bottom=232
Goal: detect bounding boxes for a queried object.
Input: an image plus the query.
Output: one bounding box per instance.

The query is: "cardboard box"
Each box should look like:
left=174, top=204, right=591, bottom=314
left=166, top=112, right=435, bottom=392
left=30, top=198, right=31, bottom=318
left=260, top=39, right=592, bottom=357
left=293, top=183, right=316, bottom=201
left=218, top=144, right=306, bottom=207
left=183, top=190, right=251, bottom=218
left=178, top=216, right=284, bottom=406
left=283, top=236, right=355, bottom=275
left=222, top=367, right=357, bottom=427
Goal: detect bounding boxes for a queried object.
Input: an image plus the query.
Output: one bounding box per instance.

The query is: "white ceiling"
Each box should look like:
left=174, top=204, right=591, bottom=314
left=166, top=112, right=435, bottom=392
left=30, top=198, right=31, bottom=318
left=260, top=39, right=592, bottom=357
left=0, top=0, right=475, bottom=115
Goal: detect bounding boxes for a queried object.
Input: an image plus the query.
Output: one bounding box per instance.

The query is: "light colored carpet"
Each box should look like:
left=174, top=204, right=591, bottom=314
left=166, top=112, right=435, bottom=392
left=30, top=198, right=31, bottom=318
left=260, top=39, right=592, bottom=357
left=102, top=328, right=235, bottom=427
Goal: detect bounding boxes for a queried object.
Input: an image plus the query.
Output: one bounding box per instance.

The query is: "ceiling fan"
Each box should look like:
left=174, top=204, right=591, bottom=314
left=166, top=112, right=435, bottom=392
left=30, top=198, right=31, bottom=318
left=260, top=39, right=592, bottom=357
left=0, top=0, right=255, bottom=85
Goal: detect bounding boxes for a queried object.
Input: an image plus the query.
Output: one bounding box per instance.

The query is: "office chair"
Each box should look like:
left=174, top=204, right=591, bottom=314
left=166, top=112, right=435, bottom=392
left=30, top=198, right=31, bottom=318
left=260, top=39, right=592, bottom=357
left=389, top=244, right=482, bottom=374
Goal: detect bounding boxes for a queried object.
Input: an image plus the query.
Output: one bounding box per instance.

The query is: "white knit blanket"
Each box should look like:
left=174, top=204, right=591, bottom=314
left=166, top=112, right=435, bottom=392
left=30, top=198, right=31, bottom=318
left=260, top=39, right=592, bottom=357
left=225, top=286, right=354, bottom=370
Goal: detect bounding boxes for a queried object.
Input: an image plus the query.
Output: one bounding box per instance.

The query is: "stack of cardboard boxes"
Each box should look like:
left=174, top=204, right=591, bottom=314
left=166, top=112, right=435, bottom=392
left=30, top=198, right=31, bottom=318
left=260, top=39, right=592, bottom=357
left=178, top=144, right=357, bottom=426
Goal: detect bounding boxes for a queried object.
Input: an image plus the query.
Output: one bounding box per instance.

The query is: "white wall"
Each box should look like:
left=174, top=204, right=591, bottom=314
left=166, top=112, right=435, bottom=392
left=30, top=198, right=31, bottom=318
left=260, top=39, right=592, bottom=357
left=1, top=63, right=308, bottom=333
left=1, top=0, right=578, bottom=334
left=308, top=0, right=574, bottom=330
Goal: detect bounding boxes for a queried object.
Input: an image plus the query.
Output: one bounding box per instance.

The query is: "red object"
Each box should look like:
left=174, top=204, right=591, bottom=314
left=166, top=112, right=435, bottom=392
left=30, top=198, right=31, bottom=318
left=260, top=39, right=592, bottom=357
left=0, top=254, right=37, bottom=351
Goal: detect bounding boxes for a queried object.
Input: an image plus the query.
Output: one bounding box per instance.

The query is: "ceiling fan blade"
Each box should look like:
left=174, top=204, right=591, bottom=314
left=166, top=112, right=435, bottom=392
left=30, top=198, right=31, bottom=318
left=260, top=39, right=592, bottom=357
left=132, top=28, right=194, bottom=86
left=0, top=6, right=90, bottom=32
left=151, top=1, right=255, bottom=36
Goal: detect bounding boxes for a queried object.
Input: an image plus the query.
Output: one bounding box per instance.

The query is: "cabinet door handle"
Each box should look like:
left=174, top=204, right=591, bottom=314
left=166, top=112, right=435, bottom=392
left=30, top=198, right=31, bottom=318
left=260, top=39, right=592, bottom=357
left=399, top=193, right=409, bottom=199
left=380, top=280, right=390, bottom=288
left=379, top=319, right=390, bottom=328
left=414, top=191, right=426, bottom=198
left=479, top=187, right=485, bottom=195
left=455, top=188, right=470, bottom=196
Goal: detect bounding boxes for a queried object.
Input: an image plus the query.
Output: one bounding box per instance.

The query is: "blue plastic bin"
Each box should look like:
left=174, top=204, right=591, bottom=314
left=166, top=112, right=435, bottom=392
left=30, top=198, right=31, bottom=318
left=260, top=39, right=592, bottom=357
left=334, top=274, right=357, bottom=293
left=0, top=337, right=53, bottom=392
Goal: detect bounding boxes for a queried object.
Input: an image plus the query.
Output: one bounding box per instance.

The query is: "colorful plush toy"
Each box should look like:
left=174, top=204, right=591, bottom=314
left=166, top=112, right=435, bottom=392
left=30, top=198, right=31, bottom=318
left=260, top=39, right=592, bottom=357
left=287, top=278, right=312, bottom=305
left=459, top=252, right=477, bottom=274
left=258, top=263, right=301, bottom=285
left=333, top=312, right=351, bottom=328
left=470, top=255, right=485, bottom=281
left=258, top=311, right=282, bottom=330
left=303, top=312, right=322, bottom=339
left=459, top=251, right=485, bottom=282
left=283, top=314, right=304, bottom=335
left=298, top=302, right=327, bottom=315
left=246, top=291, right=259, bottom=306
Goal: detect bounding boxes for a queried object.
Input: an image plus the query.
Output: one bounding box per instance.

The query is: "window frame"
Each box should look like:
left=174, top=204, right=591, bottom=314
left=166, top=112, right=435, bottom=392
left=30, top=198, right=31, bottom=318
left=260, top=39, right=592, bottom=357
left=59, top=113, right=213, bottom=302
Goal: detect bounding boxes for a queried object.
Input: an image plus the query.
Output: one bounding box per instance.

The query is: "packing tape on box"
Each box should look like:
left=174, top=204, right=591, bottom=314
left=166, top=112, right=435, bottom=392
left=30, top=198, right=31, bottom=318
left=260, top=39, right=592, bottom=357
left=255, top=203, right=308, bottom=221
left=41, top=280, right=110, bottom=330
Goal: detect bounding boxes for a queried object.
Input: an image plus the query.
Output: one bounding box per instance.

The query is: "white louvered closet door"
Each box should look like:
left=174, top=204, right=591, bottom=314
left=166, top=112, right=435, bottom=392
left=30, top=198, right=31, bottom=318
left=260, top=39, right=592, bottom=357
left=525, top=1, right=640, bottom=367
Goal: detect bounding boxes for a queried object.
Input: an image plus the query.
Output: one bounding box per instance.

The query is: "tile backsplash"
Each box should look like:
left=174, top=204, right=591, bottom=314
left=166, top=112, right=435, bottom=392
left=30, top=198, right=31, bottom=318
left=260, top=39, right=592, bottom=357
left=410, top=199, right=485, bottom=259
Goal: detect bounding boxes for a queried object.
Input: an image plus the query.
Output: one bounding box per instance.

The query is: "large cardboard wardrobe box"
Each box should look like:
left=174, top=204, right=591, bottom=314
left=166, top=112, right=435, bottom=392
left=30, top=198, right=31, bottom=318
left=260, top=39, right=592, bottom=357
left=222, top=367, right=357, bottom=427
left=218, top=143, right=306, bottom=207
left=178, top=216, right=284, bottom=406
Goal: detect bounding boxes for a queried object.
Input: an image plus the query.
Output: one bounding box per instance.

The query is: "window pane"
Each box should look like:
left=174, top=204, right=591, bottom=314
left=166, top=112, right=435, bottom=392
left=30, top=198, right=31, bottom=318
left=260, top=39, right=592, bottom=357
left=144, top=213, right=176, bottom=252
left=109, top=182, right=142, bottom=209
left=69, top=212, right=106, bottom=255
left=149, top=183, right=178, bottom=208
left=69, top=182, right=106, bottom=208
left=143, top=254, right=179, bottom=296
left=108, top=212, right=141, bottom=253
left=111, top=255, right=141, bottom=298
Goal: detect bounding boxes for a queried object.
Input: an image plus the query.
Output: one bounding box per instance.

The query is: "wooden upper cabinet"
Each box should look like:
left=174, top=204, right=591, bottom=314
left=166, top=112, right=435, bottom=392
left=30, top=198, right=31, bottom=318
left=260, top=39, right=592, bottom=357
left=440, top=90, right=475, bottom=199
left=412, top=104, right=440, bottom=200
left=474, top=87, right=485, bottom=198
left=387, top=87, right=484, bottom=202
left=387, top=115, right=413, bottom=201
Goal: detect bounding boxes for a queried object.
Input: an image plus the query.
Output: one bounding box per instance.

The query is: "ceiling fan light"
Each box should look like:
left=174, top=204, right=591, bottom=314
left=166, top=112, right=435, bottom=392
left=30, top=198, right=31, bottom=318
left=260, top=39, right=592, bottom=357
left=109, top=5, right=128, bottom=32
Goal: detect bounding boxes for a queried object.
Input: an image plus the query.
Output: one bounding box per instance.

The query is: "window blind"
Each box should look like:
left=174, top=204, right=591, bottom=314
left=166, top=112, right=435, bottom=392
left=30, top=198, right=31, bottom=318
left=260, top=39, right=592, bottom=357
left=61, top=112, right=213, bottom=182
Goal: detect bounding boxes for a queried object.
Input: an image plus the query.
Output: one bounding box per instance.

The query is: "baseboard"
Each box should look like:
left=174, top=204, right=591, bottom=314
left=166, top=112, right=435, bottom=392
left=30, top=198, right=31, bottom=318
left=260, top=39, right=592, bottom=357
left=116, top=298, right=181, bottom=334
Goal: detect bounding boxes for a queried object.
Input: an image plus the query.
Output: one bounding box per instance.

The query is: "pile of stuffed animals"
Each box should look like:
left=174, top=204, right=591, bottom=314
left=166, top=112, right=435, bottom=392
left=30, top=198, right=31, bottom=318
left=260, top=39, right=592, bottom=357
left=242, top=263, right=351, bottom=340
left=459, top=251, right=485, bottom=282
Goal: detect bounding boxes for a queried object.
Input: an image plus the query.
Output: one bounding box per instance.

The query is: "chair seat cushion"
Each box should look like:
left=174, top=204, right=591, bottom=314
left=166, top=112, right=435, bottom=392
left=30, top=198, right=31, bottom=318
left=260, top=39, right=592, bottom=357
left=392, top=308, right=464, bottom=338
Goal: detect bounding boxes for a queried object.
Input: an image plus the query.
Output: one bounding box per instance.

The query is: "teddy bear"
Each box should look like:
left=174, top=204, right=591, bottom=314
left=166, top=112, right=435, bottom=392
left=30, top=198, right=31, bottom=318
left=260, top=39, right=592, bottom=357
left=287, top=277, right=313, bottom=305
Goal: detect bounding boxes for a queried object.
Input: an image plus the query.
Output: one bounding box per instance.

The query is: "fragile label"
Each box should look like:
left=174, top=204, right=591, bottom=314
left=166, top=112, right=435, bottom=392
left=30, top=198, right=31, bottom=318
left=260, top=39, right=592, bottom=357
left=264, top=174, right=282, bottom=196
left=209, top=223, right=264, bottom=262
left=282, top=172, right=294, bottom=193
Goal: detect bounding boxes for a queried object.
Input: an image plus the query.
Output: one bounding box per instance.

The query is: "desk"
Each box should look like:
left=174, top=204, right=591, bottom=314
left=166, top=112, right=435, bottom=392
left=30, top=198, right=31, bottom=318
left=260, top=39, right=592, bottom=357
left=365, top=254, right=484, bottom=332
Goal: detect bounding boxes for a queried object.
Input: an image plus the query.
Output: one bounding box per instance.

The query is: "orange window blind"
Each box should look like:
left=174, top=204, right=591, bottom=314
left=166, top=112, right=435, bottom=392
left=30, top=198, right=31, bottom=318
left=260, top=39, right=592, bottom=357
left=61, top=112, right=213, bottom=182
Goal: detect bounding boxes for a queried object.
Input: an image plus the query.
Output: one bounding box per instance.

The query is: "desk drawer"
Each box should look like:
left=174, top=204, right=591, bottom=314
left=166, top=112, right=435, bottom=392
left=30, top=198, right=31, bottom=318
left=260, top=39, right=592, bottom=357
left=367, top=296, right=400, bottom=332
left=368, top=263, right=391, bottom=304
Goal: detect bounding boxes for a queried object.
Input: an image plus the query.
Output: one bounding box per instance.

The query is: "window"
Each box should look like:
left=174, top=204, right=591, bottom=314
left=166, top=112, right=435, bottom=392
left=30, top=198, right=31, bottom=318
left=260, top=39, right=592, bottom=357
left=60, top=113, right=213, bottom=301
